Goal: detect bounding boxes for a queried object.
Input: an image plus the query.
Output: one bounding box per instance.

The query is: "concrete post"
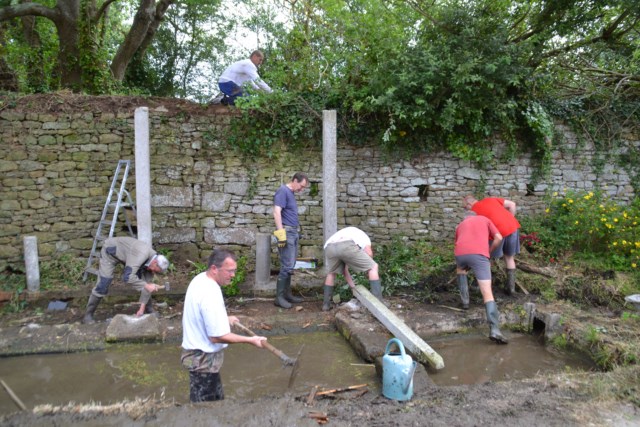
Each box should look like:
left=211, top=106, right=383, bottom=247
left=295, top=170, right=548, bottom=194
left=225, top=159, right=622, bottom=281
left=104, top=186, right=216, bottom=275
left=322, top=110, right=337, bottom=271
left=135, top=107, right=152, bottom=245
left=255, top=233, right=271, bottom=293
left=23, top=236, right=40, bottom=293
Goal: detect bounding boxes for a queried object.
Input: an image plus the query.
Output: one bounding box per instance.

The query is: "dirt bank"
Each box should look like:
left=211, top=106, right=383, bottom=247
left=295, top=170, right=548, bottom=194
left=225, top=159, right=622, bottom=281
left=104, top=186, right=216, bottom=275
left=1, top=288, right=639, bottom=426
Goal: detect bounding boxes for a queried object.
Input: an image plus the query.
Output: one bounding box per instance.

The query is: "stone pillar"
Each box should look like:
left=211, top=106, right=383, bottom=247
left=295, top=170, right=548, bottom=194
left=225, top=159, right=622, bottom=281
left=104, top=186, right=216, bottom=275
left=135, top=107, right=152, bottom=244
left=23, top=236, right=40, bottom=293
left=255, top=233, right=272, bottom=294
left=322, top=110, right=337, bottom=272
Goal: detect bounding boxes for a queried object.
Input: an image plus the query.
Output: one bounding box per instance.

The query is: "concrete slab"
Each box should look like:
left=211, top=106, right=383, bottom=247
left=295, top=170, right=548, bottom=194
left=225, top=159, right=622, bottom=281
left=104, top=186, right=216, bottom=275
left=353, top=285, right=445, bottom=370
left=105, top=314, right=160, bottom=342
left=0, top=323, right=105, bottom=355
left=334, top=304, right=436, bottom=401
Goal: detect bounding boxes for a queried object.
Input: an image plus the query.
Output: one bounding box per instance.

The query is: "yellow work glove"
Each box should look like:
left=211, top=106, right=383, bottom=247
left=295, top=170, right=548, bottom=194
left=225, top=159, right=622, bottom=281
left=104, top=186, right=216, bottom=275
left=273, top=229, right=287, bottom=248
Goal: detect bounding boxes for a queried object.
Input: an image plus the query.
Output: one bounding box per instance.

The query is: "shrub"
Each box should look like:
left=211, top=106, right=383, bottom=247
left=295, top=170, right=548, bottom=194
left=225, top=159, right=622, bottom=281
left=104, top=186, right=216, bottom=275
left=521, top=191, right=640, bottom=271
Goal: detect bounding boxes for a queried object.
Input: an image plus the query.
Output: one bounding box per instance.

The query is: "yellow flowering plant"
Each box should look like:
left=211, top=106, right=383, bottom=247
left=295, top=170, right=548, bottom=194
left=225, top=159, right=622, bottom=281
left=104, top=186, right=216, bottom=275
left=521, top=190, right=640, bottom=271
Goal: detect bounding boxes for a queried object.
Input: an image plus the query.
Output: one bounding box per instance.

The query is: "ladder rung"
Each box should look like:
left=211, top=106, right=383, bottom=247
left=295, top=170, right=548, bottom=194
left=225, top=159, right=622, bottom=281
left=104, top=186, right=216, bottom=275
left=85, top=160, right=133, bottom=282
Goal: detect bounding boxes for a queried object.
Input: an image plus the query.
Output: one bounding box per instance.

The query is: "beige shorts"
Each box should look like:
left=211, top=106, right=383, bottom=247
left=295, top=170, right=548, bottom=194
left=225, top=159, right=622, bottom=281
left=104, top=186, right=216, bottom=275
left=325, top=241, right=376, bottom=274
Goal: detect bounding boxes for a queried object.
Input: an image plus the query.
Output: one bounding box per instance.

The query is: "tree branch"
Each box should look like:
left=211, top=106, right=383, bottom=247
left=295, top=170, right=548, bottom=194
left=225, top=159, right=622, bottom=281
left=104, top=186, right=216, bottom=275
left=94, top=0, right=118, bottom=23
left=109, top=0, right=156, bottom=81
left=0, top=2, right=58, bottom=22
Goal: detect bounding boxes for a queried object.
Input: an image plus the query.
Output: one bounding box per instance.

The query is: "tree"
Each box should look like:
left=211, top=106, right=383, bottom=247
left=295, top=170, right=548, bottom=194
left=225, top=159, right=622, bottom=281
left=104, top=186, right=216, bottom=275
left=0, top=0, right=175, bottom=93
left=225, top=0, right=639, bottom=166
left=124, top=0, right=231, bottom=100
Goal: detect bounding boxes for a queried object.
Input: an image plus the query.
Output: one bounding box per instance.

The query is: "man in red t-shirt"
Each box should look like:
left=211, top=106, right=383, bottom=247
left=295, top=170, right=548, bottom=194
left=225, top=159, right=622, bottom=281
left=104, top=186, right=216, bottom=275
left=463, top=195, right=521, bottom=295
left=455, top=211, right=508, bottom=344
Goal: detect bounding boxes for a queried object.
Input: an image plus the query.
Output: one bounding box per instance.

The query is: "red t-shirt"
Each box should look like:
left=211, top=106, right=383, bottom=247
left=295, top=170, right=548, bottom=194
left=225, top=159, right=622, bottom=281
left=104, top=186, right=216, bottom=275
left=455, top=215, right=500, bottom=257
left=471, top=198, right=520, bottom=236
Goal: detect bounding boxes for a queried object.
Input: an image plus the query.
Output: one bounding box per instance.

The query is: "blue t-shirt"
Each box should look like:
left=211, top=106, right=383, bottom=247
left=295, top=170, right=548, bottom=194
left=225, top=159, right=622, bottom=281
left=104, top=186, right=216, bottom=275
left=274, top=184, right=299, bottom=227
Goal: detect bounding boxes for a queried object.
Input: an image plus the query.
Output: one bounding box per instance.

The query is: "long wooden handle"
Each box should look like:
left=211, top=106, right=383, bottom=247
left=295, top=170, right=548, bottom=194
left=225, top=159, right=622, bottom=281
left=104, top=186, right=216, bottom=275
left=235, top=322, right=294, bottom=364
left=1, top=378, right=26, bottom=411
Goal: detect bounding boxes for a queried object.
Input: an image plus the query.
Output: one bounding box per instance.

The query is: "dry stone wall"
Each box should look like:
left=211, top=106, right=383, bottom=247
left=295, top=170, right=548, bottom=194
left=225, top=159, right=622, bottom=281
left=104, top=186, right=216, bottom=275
left=0, top=98, right=636, bottom=271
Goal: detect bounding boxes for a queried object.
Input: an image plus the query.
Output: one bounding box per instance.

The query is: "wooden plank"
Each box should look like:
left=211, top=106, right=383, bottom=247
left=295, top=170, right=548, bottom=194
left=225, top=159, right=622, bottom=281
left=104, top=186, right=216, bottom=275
left=353, top=285, right=445, bottom=370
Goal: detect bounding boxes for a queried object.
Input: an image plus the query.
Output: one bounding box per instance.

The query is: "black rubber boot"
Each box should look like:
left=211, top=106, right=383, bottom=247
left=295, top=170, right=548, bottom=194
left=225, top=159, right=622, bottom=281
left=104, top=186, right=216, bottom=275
left=284, top=276, right=303, bottom=304
left=145, top=297, right=158, bottom=317
left=506, top=269, right=516, bottom=295
left=485, top=301, right=508, bottom=344
left=83, top=294, right=102, bottom=324
left=322, top=285, right=334, bottom=312
left=370, top=279, right=389, bottom=307
left=274, top=277, right=292, bottom=309
left=457, top=274, right=470, bottom=310
left=370, top=279, right=382, bottom=299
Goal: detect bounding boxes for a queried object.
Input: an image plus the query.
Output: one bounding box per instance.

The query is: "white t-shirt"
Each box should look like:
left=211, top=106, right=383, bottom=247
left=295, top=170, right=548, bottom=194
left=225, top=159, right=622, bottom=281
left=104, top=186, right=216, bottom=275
left=324, top=227, right=371, bottom=250
left=218, top=58, right=272, bottom=93
left=181, top=271, right=230, bottom=353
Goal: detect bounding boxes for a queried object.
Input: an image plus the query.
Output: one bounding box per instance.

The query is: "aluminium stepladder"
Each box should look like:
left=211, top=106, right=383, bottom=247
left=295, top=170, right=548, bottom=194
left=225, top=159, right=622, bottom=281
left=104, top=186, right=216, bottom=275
left=83, top=160, right=137, bottom=281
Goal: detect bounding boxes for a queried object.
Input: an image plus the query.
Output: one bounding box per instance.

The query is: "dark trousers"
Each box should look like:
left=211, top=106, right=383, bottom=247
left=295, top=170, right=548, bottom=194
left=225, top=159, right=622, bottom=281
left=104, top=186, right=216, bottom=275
left=189, top=371, right=224, bottom=402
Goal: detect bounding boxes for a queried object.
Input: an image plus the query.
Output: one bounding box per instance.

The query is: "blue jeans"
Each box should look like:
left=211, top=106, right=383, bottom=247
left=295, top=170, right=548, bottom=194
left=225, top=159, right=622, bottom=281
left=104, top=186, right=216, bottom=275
left=218, top=81, right=244, bottom=105
left=277, top=226, right=299, bottom=280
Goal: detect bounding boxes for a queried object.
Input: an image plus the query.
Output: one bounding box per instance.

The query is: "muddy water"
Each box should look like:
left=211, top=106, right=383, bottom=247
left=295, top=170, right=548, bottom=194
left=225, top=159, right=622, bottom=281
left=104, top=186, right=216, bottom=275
left=427, top=332, right=596, bottom=386
left=0, top=331, right=595, bottom=415
left=0, top=331, right=377, bottom=415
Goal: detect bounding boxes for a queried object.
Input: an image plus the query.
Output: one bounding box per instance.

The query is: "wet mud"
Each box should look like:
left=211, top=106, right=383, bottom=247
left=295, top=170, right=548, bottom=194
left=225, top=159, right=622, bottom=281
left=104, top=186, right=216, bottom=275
left=0, top=292, right=639, bottom=426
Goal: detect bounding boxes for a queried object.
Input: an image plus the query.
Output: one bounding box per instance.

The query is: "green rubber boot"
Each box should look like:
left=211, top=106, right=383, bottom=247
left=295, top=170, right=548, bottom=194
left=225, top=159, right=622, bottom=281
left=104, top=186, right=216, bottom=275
left=369, top=279, right=382, bottom=299
left=322, top=285, right=334, bottom=312
left=485, top=301, right=508, bottom=344
left=457, top=274, right=470, bottom=310
left=284, top=276, right=303, bottom=303
left=83, top=294, right=102, bottom=324
left=506, top=269, right=516, bottom=295
left=274, top=277, right=292, bottom=309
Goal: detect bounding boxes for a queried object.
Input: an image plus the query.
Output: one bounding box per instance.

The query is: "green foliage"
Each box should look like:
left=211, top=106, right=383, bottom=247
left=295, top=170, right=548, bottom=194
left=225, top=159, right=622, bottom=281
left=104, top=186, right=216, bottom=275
left=123, top=0, right=231, bottom=100
left=376, top=237, right=432, bottom=295
left=521, top=191, right=640, bottom=271
left=221, top=89, right=325, bottom=159
left=585, top=325, right=600, bottom=345
left=2, top=15, right=59, bottom=92
left=2, top=287, right=27, bottom=313
left=621, top=311, right=640, bottom=322
left=38, top=253, right=86, bottom=290
left=325, top=237, right=444, bottom=299
left=551, top=333, right=569, bottom=349
left=0, top=253, right=85, bottom=294
left=218, top=0, right=638, bottom=174
left=224, top=256, right=246, bottom=297
left=188, top=259, right=207, bottom=276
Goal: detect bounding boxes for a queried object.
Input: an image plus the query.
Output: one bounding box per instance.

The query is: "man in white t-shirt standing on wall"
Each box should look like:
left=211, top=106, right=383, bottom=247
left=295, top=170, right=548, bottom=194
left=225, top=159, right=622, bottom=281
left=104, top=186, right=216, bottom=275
left=218, top=50, right=273, bottom=105
left=181, top=249, right=267, bottom=402
left=321, top=226, right=384, bottom=311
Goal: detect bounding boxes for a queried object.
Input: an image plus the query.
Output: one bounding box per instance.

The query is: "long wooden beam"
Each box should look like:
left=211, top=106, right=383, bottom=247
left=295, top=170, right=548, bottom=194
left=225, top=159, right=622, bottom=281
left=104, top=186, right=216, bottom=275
left=353, top=285, right=445, bottom=370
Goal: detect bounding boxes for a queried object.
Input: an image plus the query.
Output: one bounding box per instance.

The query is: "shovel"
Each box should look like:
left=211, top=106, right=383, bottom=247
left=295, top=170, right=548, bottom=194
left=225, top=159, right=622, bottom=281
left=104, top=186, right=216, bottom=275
left=234, top=321, right=297, bottom=366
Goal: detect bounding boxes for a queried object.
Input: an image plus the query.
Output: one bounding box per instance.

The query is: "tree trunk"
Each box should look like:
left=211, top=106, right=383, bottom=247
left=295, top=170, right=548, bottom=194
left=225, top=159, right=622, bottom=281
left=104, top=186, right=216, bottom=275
left=0, top=24, right=19, bottom=91
left=20, top=14, right=46, bottom=91
left=110, top=0, right=155, bottom=81
left=110, top=0, right=174, bottom=81
left=54, top=0, right=82, bottom=90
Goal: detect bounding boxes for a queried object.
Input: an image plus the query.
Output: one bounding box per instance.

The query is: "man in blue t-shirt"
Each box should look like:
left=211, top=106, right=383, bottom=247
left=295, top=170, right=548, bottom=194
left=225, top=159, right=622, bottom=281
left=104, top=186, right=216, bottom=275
left=272, top=172, right=309, bottom=308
